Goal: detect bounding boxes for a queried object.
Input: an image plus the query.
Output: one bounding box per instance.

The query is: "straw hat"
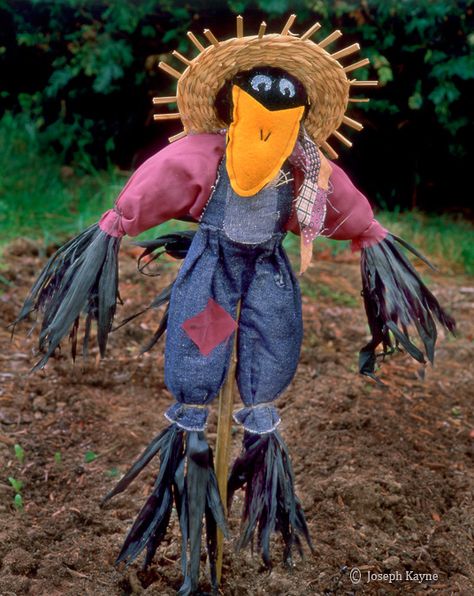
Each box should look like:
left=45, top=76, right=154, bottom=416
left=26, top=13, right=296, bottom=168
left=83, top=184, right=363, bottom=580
left=153, top=14, right=377, bottom=159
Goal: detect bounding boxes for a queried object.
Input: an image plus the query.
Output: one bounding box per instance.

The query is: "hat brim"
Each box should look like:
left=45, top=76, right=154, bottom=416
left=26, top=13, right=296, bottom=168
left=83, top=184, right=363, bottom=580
left=177, top=34, right=350, bottom=146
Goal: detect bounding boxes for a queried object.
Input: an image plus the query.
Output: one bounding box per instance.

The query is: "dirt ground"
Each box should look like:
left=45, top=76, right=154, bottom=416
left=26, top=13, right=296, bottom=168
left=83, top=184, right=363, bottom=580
left=0, top=237, right=473, bottom=595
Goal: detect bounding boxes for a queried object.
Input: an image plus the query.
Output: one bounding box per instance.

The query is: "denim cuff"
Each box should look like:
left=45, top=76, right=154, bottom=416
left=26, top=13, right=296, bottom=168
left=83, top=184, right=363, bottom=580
left=233, top=404, right=281, bottom=435
left=164, top=402, right=208, bottom=432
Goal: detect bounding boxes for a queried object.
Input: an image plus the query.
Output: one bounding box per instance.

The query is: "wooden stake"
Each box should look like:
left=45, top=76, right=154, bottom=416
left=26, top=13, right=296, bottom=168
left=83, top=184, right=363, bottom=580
left=348, top=97, right=370, bottom=102
left=215, top=301, right=241, bottom=584
left=281, top=14, right=296, bottom=35
left=153, top=113, right=181, bottom=121
left=236, top=15, right=244, bottom=38
left=203, top=28, right=220, bottom=47
left=318, top=29, right=342, bottom=49
left=301, top=21, right=321, bottom=41
left=152, top=96, right=177, bottom=104
left=331, top=43, right=360, bottom=60
left=322, top=140, right=339, bottom=159
left=172, top=50, right=192, bottom=66
left=169, top=131, right=187, bottom=143
left=332, top=129, right=353, bottom=148
left=158, top=61, right=182, bottom=80
left=258, top=21, right=267, bottom=38
left=343, top=58, right=370, bottom=73
left=342, top=115, right=364, bottom=131
left=187, top=31, right=205, bottom=52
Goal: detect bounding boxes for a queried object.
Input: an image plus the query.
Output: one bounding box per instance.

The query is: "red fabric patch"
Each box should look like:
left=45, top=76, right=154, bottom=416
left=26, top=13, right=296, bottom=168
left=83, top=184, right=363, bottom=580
left=182, top=299, right=237, bottom=356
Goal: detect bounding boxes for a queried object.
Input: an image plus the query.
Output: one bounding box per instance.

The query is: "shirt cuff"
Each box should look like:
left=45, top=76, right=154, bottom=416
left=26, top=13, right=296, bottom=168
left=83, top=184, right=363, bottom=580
left=351, top=219, right=388, bottom=252
left=98, top=209, right=126, bottom=238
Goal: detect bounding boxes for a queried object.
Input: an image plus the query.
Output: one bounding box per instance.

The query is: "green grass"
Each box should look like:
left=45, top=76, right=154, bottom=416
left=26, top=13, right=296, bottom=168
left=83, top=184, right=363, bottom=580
left=0, top=111, right=120, bottom=245
left=299, top=278, right=359, bottom=308
left=1, top=112, right=472, bottom=274
left=0, top=112, right=182, bottom=251
left=377, top=209, right=474, bottom=275
left=283, top=232, right=351, bottom=258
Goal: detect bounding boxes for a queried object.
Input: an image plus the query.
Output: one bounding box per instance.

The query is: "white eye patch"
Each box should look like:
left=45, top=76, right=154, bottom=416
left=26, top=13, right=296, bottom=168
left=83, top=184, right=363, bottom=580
left=251, top=74, right=272, bottom=92
left=279, top=79, right=296, bottom=98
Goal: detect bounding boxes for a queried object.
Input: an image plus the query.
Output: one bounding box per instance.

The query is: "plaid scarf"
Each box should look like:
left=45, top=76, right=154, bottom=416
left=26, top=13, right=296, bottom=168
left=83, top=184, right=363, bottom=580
left=289, top=129, right=328, bottom=246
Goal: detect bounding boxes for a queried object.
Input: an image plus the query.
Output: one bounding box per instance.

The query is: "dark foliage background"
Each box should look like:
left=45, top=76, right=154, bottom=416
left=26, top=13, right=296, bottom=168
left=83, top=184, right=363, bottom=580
left=1, top=0, right=473, bottom=213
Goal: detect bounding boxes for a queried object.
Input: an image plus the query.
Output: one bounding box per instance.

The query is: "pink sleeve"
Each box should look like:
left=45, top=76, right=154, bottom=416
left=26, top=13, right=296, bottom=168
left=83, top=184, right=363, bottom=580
left=99, top=133, right=225, bottom=238
left=324, top=161, right=387, bottom=250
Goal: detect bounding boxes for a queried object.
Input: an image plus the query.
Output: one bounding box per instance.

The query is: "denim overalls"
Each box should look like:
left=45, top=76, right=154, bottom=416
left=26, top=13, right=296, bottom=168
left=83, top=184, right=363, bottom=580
left=164, top=159, right=303, bottom=434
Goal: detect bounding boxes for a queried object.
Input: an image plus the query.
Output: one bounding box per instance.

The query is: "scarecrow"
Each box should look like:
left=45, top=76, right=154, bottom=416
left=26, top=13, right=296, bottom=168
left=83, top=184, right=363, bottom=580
left=17, top=15, right=455, bottom=595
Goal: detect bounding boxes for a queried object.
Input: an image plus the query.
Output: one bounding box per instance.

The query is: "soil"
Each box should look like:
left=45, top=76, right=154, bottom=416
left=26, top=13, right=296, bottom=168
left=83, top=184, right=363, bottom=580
left=0, top=237, right=473, bottom=596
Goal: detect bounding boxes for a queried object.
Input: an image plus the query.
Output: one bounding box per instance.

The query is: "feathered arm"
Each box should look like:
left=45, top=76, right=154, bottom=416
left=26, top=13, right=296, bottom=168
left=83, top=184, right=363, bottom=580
left=359, top=234, right=455, bottom=383
left=15, top=134, right=225, bottom=368
left=322, top=163, right=455, bottom=382
left=15, top=224, right=121, bottom=369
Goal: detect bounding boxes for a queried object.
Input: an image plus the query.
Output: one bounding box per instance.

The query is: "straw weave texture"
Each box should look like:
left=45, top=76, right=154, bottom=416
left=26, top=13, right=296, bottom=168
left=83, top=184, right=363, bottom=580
left=176, top=34, right=350, bottom=145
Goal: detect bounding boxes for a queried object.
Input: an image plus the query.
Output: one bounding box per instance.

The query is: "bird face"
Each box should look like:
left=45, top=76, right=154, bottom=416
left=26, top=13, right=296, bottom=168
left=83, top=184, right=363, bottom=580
left=216, top=67, right=309, bottom=197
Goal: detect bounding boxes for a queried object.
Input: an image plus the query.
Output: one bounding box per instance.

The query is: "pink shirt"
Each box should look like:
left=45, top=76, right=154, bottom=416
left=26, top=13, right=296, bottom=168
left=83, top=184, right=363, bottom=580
left=99, top=133, right=386, bottom=250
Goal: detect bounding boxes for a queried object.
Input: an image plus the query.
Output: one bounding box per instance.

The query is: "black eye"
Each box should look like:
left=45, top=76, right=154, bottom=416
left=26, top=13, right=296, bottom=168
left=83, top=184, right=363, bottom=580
left=279, top=79, right=296, bottom=98
left=251, top=74, right=272, bottom=93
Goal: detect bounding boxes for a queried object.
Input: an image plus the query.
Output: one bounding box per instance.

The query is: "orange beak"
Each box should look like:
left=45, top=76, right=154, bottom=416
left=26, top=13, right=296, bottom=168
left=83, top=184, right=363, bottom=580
left=226, top=86, right=305, bottom=197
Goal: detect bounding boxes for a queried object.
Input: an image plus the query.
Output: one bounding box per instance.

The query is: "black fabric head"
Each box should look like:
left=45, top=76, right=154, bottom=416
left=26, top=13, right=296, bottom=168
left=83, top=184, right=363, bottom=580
left=215, top=66, right=309, bottom=124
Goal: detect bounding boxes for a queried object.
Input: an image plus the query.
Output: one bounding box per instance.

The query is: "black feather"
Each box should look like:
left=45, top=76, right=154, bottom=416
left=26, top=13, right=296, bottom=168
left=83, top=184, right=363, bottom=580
left=359, top=234, right=455, bottom=382
left=114, top=425, right=184, bottom=566
left=102, top=426, right=173, bottom=504
left=205, top=445, right=227, bottom=593
left=185, top=433, right=210, bottom=593
left=228, top=431, right=312, bottom=569
left=14, top=224, right=121, bottom=368
left=112, top=283, right=174, bottom=332
left=173, top=457, right=188, bottom=575
left=205, top=500, right=218, bottom=592
left=134, top=230, right=196, bottom=262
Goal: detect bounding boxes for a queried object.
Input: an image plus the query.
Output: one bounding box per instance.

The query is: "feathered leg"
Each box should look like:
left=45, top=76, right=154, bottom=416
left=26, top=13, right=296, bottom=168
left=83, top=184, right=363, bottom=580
left=102, top=424, right=227, bottom=595
left=228, top=431, right=313, bottom=569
